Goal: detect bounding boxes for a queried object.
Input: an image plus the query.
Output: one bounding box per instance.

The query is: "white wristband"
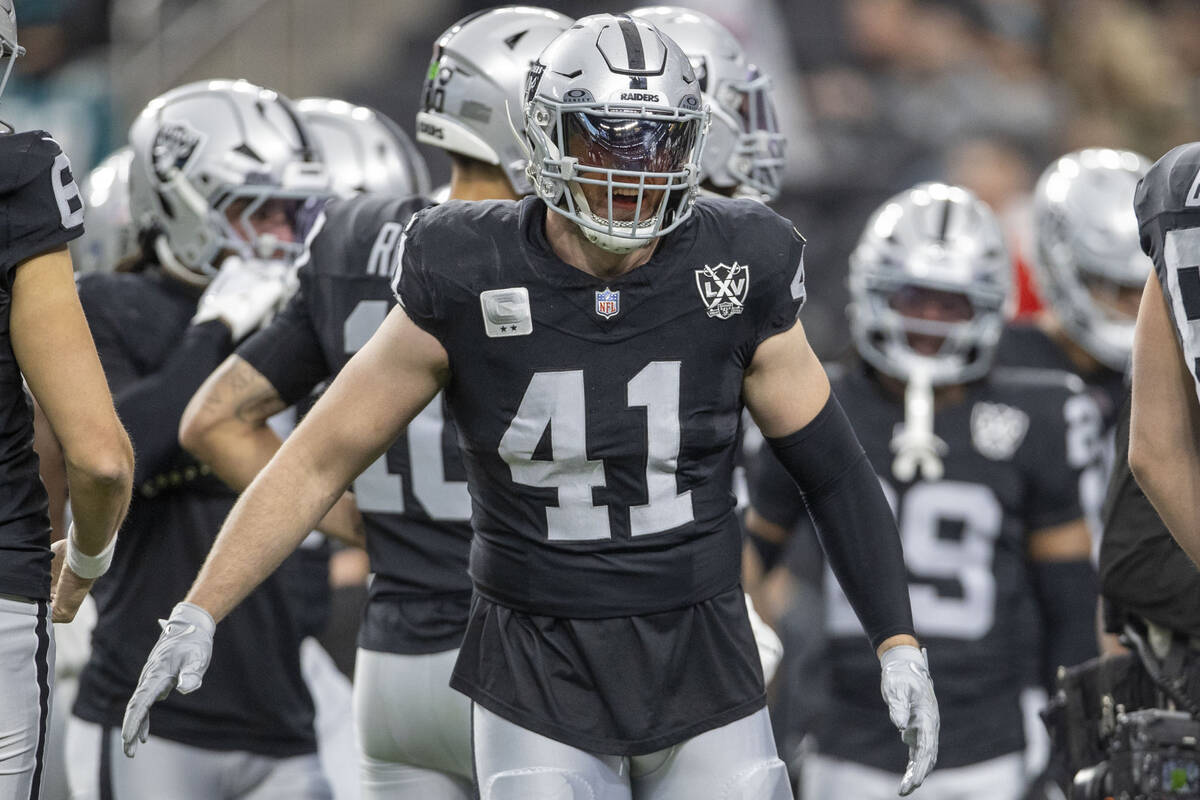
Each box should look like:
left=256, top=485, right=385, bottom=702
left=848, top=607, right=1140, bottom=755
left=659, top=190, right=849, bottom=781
left=65, top=524, right=118, bottom=580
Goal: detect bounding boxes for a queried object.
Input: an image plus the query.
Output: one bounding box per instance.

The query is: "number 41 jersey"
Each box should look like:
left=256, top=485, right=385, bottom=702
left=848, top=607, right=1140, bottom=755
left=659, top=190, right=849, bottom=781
left=394, top=195, right=806, bottom=752
left=0, top=131, right=84, bottom=600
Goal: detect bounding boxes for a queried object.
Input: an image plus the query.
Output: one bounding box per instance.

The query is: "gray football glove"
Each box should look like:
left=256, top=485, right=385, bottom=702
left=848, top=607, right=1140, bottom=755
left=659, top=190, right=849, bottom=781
left=192, top=256, right=292, bottom=341
left=879, top=644, right=939, bottom=795
left=121, top=602, right=215, bottom=757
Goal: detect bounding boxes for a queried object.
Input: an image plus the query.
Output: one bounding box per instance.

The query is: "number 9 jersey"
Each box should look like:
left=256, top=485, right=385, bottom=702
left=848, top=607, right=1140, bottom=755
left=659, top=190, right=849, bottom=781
left=393, top=194, right=806, bottom=754
left=0, top=131, right=84, bottom=600
left=748, top=364, right=1099, bottom=773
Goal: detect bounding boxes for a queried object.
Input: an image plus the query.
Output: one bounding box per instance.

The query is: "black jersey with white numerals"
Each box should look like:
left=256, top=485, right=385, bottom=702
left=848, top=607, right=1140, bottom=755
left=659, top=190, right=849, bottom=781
left=237, top=192, right=474, bottom=655
left=394, top=195, right=806, bottom=753
left=0, top=130, right=84, bottom=599
left=1135, top=142, right=1200, bottom=409
left=749, top=363, right=1099, bottom=771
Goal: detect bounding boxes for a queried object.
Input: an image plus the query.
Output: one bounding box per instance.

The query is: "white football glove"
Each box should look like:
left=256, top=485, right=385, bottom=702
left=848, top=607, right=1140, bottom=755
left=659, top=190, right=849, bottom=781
left=192, top=256, right=292, bottom=341
left=121, top=602, right=215, bottom=757
left=879, top=644, right=939, bottom=796
left=745, top=593, right=784, bottom=684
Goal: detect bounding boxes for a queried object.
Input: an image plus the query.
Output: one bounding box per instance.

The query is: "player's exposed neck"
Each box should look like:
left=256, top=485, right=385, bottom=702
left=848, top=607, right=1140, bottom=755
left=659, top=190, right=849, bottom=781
left=544, top=209, right=659, bottom=281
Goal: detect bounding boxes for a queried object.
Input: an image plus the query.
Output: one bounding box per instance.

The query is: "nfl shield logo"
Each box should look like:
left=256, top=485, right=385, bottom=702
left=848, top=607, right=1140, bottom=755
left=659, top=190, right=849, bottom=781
left=595, top=287, right=620, bottom=319
left=694, top=262, right=750, bottom=319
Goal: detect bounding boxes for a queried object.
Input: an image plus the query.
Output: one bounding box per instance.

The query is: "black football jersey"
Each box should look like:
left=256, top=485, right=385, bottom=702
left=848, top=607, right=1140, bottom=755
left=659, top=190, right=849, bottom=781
left=749, top=364, right=1095, bottom=771
left=0, top=131, right=84, bottom=599
left=1135, top=142, right=1200, bottom=408
left=237, top=193, right=474, bottom=654
left=394, top=195, right=805, bottom=752
left=72, top=270, right=316, bottom=757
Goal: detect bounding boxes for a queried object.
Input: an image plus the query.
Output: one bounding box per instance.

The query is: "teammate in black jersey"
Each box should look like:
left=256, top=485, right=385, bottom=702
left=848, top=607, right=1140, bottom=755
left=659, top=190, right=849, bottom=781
left=0, top=4, right=134, bottom=797
left=746, top=182, right=1099, bottom=799
left=63, top=80, right=341, bottom=800
left=1129, top=142, right=1200, bottom=562
left=124, top=15, right=938, bottom=800
left=174, top=10, right=572, bottom=798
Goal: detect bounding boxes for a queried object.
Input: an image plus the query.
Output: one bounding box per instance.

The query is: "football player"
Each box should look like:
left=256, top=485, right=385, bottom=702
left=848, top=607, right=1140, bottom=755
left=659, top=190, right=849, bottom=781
left=0, top=3, right=134, bottom=797
left=123, top=14, right=938, bottom=800
left=63, top=80, right=342, bottom=800
left=628, top=5, right=785, bottom=203
left=746, top=183, right=1099, bottom=799
left=172, top=8, right=571, bottom=800
left=1128, top=142, right=1200, bottom=560
left=996, top=149, right=1151, bottom=522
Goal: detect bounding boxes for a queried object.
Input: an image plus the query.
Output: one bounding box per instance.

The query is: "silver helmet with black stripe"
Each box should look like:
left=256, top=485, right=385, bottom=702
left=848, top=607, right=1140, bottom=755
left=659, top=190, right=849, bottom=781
left=417, top=6, right=573, bottom=197
left=72, top=147, right=138, bottom=273
left=1032, top=148, right=1152, bottom=371
left=849, top=182, right=1011, bottom=385
left=0, top=0, right=24, bottom=106
left=296, top=97, right=430, bottom=198
left=524, top=13, right=709, bottom=254
left=128, top=79, right=331, bottom=285
left=629, top=6, right=784, bottom=202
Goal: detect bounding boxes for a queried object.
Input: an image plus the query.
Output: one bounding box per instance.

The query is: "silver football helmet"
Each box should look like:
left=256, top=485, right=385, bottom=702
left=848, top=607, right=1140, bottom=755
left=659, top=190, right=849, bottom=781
left=128, top=79, right=330, bottom=286
left=296, top=97, right=430, bottom=198
left=72, top=147, right=137, bottom=273
left=849, top=182, right=1011, bottom=385
left=0, top=0, right=23, bottom=106
left=1032, top=148, right=1152, bottom=371
left=629, top=6, right=784, bottom=202
left=525, top=13, right=709, bottom=254
left=417, top=6, right=572, bottom=196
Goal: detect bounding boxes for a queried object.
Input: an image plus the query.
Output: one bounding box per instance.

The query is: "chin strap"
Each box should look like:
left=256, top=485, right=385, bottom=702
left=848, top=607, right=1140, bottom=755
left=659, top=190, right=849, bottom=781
left=890, top=366, right=948, bottom=482
left=154, top=236, right=211, bottom=288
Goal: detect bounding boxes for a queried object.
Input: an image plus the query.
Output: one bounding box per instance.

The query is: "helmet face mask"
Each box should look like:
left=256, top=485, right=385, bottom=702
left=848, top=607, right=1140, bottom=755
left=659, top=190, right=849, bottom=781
left=525, top=14, right=709, bottom=254
left=0, top=0, right=24, bottom=113
left=128, top=80, right=330, bottom=285
left=1032, top=148, right=1152, bottom=370
left=849, top=183, right=1011, bottom=386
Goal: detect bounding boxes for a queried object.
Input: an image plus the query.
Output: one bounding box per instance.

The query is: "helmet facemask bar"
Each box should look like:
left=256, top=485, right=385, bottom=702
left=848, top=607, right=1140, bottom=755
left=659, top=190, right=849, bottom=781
left=722, top=69, right=785, bottom=202
left=530, top=99, right=706, bottom=251
left=852, top=272, right=1006, bottom=386
left=0, top=35, right=23, bottom=117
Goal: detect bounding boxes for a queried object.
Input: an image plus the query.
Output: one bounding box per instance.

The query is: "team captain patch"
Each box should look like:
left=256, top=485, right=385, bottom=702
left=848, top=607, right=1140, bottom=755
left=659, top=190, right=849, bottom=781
left=695, top=262, right=749, bottom=319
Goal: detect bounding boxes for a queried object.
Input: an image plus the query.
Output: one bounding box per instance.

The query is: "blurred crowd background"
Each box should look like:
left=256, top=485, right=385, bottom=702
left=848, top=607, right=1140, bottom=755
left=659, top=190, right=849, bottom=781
left=8, top=0, right=1200, bottom=357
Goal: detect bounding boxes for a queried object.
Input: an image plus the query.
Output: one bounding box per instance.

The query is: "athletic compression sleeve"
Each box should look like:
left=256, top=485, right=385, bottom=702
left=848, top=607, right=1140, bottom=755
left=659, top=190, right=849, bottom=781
left=766, top=392, right=915, bottom=650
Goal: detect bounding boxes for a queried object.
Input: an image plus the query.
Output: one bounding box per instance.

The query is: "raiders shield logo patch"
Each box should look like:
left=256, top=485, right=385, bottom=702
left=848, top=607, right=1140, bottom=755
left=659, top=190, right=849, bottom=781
left=970, top=401, right=1030, bottom=461
left=151, top=122, right=204, bottom=183
left=695, top=262, right=749, bottom=319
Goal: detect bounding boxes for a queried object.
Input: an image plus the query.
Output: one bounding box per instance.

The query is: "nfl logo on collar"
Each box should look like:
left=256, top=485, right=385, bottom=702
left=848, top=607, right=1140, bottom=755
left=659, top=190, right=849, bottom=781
left=595, top=287, right=620, bottom=319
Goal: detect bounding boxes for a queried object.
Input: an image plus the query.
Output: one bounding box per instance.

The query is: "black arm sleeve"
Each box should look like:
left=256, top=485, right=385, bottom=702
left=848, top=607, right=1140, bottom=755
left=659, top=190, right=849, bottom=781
left=1031, top=559, right=1098, bottom=688
left=100, top=320, right=233, bottom=488
left=766, top=392, right=915, bottom=650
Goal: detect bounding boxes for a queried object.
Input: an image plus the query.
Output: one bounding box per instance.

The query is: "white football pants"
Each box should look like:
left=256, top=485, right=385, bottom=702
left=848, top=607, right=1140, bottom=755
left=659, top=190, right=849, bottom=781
left=0, top=595, right=54, bottom=800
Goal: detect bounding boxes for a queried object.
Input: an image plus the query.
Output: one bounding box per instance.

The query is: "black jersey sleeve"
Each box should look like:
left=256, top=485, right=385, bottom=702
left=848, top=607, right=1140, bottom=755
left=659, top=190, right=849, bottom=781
left=237, top=262, right=330, bottom=405
left=1135, top=142, right=1200, bottom=402
left=0, top=131, right=85, bottom=285
left=390, top=208, right=448, bottom=343
left=1016, top=374, right=1096, bottom=531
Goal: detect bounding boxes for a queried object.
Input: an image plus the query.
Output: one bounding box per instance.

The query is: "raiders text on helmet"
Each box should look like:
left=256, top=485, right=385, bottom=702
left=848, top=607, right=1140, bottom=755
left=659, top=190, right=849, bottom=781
left=297, top=97, right=430, bottom=198
left=417, top=6, right=573, bottom=196
left=128, top=79, right=330, bottom=286
left=849, top=182, right=1011, bottom=385
left=524, top=13, right=709, bottom=253
left=1032, top=148, right=1152, bottom=371
left=629, top=6, right=784, bottom=202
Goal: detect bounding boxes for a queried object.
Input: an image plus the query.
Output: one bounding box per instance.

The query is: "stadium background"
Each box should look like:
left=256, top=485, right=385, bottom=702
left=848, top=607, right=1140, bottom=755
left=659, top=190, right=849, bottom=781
left=12, top=0, right=1199, bottom=789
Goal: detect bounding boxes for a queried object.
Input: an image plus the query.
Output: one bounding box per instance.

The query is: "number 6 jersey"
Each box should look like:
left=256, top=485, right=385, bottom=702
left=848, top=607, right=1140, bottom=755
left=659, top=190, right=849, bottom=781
left=0, top=131, right=84, bottom=600
left=393, top=195, right=806, bottom=754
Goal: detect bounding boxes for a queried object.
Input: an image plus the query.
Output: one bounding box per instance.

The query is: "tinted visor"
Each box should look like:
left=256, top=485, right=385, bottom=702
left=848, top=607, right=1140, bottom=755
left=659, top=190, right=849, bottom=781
left=565, top=113, right=697, bottom=174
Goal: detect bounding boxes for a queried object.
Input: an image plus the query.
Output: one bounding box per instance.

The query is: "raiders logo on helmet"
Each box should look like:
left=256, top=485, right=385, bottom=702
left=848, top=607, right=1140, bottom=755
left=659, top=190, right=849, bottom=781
left=151, top=122, right=203, bottom=183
